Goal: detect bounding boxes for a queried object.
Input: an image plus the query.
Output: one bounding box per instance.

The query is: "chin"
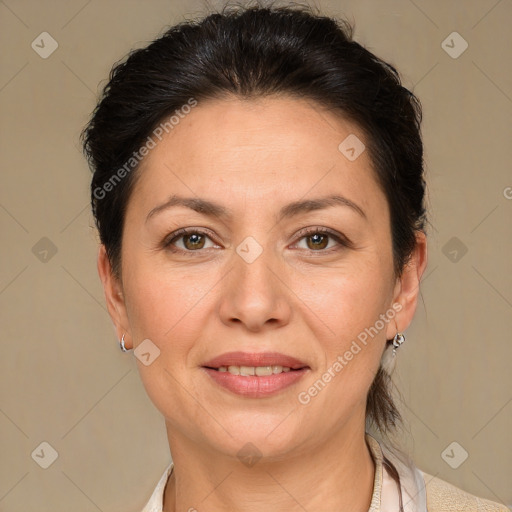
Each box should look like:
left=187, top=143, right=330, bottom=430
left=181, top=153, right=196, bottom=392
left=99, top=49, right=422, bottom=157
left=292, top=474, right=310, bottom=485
left=203, top=410, right=310, bottom=461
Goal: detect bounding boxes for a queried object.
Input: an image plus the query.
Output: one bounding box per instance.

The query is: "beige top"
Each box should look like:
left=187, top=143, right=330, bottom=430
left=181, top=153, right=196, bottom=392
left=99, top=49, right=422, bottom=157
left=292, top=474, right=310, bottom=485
left=141, top=433, right=508, bottom=512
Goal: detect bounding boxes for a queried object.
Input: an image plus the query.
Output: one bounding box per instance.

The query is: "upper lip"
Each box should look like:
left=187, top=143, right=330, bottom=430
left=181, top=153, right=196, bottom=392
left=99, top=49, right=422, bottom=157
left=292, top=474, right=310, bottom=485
left=202, top=351, right=309, bottom=370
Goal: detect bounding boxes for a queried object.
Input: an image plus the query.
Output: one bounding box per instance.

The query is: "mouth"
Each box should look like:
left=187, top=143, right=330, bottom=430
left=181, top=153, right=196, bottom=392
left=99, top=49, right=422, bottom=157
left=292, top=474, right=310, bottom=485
left=201, top=351, right=310, bottom=397
left=206, top=364, right=301, bottom=376
left=202, top=351, right=309, bottom=370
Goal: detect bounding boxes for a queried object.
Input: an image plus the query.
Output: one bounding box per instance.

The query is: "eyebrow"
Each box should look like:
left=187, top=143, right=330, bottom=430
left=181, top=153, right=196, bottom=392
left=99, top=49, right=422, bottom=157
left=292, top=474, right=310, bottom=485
left=145, top=193, right=367, bottom=224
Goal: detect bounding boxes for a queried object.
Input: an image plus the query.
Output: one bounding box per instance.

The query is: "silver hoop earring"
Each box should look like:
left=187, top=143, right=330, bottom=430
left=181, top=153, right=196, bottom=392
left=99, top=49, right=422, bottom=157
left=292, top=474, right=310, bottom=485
left=392, top=332, right=405, bottom=357
left=119, top=333, right=131, bottom=352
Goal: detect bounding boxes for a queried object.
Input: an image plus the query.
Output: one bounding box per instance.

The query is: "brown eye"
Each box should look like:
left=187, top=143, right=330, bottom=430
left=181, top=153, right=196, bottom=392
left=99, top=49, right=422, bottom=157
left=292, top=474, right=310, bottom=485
left=305, top=232, right=329, bottom=250
left=163, top=228, right=218, bottom=253
left=293, top=227, right=350, bottom=253
left=182, top=232, right=206, bottom=250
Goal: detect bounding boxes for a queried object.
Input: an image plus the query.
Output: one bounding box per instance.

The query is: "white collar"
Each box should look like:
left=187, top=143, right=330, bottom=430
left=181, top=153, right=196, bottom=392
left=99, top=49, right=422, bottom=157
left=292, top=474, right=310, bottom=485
left=141, top=460, right=173, bottom=512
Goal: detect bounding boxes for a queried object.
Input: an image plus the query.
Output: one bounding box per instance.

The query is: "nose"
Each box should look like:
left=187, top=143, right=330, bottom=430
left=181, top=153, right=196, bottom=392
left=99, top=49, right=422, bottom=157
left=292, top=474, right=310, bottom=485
left=218, top=242, right=292, bottom=333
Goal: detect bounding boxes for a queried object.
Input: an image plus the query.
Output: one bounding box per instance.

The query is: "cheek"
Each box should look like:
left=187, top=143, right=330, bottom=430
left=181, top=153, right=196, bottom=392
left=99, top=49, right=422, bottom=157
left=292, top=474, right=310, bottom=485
left=122, top=264, right=215, bottom=426
left=123, top=252, right=218, bottom=343
left=296, top=258, right=391, bottom=403
left=297, top=259, right=391, bottom=345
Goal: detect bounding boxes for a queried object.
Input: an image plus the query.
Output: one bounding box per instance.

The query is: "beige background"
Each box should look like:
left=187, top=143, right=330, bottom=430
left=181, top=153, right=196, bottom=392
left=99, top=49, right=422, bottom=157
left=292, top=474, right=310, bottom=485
left=0, top=0, right=511, bottom=510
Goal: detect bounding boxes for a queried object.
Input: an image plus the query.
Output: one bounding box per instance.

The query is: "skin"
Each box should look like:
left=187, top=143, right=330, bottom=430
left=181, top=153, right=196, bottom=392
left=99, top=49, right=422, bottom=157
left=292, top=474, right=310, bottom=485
left=98, top=95, right=428, bottom=512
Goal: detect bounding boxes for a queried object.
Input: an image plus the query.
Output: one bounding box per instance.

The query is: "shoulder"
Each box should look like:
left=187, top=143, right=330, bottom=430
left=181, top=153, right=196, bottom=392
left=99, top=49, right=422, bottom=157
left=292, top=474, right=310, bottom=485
left=421, top=470, right=509, bottom=512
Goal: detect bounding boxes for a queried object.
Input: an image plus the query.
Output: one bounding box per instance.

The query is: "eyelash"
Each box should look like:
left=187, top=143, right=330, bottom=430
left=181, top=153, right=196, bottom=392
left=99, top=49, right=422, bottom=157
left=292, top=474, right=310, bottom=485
left=162, top=227, right=351, bottom=256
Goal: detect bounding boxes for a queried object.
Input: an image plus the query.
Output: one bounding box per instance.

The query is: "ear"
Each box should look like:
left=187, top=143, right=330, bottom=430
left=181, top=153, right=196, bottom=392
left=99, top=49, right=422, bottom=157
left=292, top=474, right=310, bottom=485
left=385, top=230, right=428, bottom=340
left=97, top=245, right=132, bottom=350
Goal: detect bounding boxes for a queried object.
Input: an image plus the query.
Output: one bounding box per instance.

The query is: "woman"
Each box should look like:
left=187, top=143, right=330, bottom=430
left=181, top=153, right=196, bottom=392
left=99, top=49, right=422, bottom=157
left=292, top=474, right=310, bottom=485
left=81, top=4, right=507, bottom=511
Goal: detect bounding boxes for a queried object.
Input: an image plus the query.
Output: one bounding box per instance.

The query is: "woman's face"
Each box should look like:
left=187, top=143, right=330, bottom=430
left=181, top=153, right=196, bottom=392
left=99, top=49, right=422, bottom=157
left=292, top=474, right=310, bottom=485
left=100, top=96, right=425, bottom=459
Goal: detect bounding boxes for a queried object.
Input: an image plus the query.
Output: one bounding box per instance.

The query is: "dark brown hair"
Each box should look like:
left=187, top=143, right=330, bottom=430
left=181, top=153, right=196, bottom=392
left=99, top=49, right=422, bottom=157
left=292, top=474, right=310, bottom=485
left=81, top=2, right=427, bottom=481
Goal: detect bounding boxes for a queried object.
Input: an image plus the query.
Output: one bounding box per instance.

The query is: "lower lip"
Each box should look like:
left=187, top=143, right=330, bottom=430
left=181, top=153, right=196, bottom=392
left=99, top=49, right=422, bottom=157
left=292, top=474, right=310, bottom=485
left=202, top=367, right=308, bottom=398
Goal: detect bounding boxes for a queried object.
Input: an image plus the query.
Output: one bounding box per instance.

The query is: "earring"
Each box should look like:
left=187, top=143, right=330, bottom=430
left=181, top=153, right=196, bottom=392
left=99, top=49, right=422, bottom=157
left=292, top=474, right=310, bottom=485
left=392, top=332, right=405, bottom=357
left=380, top=330, right=406, bottom=374
left=119, top=333, right=131, bottom=352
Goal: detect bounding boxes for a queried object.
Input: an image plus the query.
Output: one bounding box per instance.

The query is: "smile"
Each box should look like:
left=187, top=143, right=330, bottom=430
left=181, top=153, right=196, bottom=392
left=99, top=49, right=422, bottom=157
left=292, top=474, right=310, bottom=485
left=201, top=352, right=310, bottom=397
left=214, top=365, right=294, bottom=376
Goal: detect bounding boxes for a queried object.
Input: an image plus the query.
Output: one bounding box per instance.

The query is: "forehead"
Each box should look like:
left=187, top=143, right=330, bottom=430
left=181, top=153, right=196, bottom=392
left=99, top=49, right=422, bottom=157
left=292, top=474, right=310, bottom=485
left=129, top=96, right=387, bottom=223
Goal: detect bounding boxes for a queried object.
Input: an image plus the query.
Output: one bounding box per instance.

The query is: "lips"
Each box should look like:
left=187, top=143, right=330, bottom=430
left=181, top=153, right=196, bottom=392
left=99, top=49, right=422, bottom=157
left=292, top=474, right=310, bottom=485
left=201, top=351, right=310, bottom=398
left=202, top=351, right=308, bottom=370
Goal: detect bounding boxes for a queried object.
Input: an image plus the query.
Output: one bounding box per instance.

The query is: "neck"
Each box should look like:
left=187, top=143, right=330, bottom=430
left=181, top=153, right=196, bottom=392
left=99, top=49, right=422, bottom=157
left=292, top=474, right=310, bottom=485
left=163, top=424, right=376, bottom=512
